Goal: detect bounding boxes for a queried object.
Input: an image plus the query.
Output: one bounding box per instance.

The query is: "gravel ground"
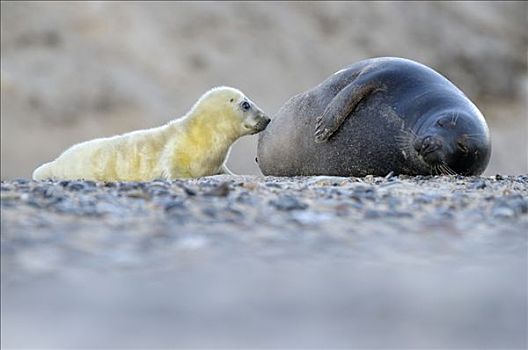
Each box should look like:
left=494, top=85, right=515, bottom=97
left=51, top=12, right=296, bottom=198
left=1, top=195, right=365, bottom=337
left=1, top=175, right=527, bottom=348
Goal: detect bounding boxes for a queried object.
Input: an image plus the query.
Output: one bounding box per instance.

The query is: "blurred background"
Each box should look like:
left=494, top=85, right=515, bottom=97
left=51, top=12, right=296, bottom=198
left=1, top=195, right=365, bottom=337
left=1, top=1, right=527, bottom=179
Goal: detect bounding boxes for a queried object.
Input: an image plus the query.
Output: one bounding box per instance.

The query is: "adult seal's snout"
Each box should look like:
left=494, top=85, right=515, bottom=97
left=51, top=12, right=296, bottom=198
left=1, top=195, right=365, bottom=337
left=257, top=57, right=491, bottom=177
left=415, top=135, right=443, bottom=155
left=416, top=135, right=444, bottom=164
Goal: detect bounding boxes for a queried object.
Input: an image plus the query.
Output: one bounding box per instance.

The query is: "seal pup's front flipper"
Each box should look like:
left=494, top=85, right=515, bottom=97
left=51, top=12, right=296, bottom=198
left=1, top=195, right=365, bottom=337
left=314, top=78, right=384, bottom=143
left=220, top=164, right=235, bottom=175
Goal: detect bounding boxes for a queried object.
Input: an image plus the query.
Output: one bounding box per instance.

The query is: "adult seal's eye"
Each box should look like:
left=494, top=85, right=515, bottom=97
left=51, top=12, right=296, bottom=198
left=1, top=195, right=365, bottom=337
left=457, top=141, right=469, bottom=154
left=436, top=118, right=449, bottom=127
left=241, top=101, right=251, bottom=111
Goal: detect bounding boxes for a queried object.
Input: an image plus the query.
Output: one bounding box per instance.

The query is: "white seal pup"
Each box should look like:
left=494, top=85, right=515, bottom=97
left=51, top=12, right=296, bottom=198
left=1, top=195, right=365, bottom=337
left=33, top=86, right=270, bottom=181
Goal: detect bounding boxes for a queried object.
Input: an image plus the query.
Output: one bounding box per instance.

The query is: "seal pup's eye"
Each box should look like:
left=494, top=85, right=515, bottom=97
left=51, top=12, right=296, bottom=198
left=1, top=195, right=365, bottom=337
left=230, top=98, right=234, bottom=103
left=241, top=101, right=251, bottom=111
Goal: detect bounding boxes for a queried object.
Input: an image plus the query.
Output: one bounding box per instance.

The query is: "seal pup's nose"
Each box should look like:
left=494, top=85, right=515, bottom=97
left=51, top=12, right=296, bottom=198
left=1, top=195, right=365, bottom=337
left=257, top=112, right=271, bottom=127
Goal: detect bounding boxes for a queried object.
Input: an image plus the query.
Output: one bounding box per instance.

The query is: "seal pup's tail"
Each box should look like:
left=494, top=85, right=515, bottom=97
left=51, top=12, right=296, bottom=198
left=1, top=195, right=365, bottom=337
left=32, top=162, right=54, bottom=180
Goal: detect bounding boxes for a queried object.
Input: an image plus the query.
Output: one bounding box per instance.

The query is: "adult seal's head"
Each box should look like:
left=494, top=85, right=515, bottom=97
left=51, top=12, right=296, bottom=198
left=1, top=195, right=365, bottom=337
left=407, top=107, right=491, bottom=176
left=257, top=57, right=491, bottom=177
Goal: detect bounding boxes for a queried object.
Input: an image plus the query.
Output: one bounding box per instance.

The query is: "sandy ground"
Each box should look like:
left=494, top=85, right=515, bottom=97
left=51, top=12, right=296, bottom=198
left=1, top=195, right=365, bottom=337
left=1, top=175, right=527, bottom=348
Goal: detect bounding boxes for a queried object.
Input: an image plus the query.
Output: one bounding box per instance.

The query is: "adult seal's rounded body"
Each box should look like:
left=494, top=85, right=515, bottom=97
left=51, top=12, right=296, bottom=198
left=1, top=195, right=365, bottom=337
left=257, top=57, right=491, bottom=177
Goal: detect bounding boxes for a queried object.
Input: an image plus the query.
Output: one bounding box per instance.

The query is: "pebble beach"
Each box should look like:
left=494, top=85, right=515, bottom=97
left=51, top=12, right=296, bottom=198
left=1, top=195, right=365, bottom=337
left=1, top=175, right=527, bottom=347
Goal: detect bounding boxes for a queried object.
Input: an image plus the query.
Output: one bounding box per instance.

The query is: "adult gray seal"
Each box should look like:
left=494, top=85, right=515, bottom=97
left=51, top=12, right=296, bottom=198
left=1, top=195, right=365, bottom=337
left=257, top=57, right=491, bottom=176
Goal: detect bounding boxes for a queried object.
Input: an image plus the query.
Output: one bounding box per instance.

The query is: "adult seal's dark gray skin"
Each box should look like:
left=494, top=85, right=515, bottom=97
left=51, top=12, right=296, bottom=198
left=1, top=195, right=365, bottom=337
left=257, top=57, right=491, bottom=177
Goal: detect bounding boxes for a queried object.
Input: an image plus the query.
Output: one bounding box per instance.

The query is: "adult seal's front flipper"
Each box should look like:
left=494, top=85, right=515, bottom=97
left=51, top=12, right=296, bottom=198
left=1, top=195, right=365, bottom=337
left=314, top=77, right=384, bottom=143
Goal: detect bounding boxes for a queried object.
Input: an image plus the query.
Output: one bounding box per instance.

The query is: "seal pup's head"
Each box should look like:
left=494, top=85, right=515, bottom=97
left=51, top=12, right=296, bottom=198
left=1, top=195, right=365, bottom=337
left=410, top=110, right=491, bottom=176
left=191, top=86, right=271, bottom=136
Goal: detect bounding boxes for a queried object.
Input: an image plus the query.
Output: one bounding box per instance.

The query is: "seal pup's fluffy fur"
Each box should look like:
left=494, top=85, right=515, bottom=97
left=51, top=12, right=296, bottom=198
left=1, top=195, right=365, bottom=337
left=33, top=87, right=270, bottom=181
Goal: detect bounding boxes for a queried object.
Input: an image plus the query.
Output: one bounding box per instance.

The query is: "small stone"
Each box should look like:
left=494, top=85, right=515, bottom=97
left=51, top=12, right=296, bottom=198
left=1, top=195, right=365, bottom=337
left=292, top=211, right=332, bottom=225
left=435, top=208, right=454, bottom=219
left=147, top=184, right=170, bottom=196
left=414, top=194, right=434, bottom=204
left=508, top=195, right=528, bottom=215
left=270, top=195, right=308, bottom=211
left=13, top=178, right=30, bottom=185
left=164, top=200, right=186, bottom=212
left=178, top=236, right=209, bottom=250
left=306, top=176, right=348, bottom=187
left=388, top=210, right=413, bottom=218
left=118, top=182, right=142, bottom=191
left=364, top=210, right=382, bottom=219
left=84, top=180, right=97, bottom=188
left=334, top=203, right=349, bottom=216
left=492, top=206, right=516, bottom=219
left=387, top=197, right=401, bottom=209
left=66, top=181, right=88, bottom=191
left=150, top=181, right=168, bottom=188
left=26, top=198, right=43, bottom=208
left=95, top=202, right=123, bottom=216
left=265, top=182, right=282, bottom=189
left=44, top=186, right=64, bottom=198
left=242, top=182, right=258, bottom=191
left=202, top=207, right=218, bottom=217
left=516, top=175, right=528, bottom=182
left=495, top=195, right=528, bottom=216
left=126, top=190, right=151, bottom=199
left=1, top=192, right=21, bottom=201
left=58, top=180, right=71, bottom=187
left=351, top=185, right=376, bottom=201
left=204, top=182, right=230, bottom=197
left=181, top=185, right=197, bottom=196
left=472, top=180, right=487, bottom=190
left=31, top=186, right=48, bottom=196
left=236, top=191, right=257, bottom=205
